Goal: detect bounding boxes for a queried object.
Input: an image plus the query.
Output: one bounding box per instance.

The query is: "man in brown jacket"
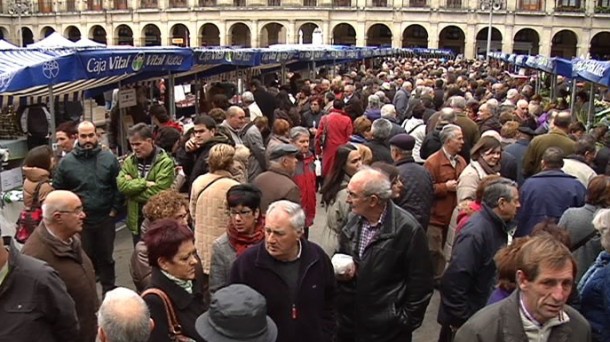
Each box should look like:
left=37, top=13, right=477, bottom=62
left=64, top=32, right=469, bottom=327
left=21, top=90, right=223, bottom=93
left=252, top=144, right=302, bottom=214
left=424, top=124, right=467, bottom=284
left=22, top=190, right=99, bottom=342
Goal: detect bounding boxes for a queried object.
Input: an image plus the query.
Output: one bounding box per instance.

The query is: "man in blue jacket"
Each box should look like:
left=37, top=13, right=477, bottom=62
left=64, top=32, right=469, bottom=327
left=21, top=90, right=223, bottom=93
left=437, top=177, right=520, bottom=341
left=515, top=147, right=586, bottom=237
left=54, top=121, right=122, bottom=295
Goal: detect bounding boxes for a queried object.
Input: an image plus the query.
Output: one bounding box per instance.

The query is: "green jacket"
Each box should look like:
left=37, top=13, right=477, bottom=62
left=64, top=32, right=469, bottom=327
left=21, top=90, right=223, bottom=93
left=54, top=144, right=122, bottom=225
left=117, top=147, right=175, bottom=235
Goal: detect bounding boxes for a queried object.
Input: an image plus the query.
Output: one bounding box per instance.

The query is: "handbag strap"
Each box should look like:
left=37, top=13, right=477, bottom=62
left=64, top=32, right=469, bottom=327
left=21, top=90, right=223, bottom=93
left=142, top=288, right=183, bottom=335
left=571, top=229, right=600, bottom=252
left=31, top=181, right=46, bottom=208
left=195, top=176, right=228, bottom=204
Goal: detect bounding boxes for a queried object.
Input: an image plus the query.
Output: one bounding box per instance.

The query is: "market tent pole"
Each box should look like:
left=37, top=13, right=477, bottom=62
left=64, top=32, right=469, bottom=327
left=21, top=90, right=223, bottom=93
left=570, top=78, right=577, bottom=121
left=551, top=74, right=557, bottom=101
left=48, top=85, right=56, bottom=147
left=587, top=84, right=596, bottom=128
left=194, top=74, right=200, bottom=115
left=168, top=72, right=176, bottom=120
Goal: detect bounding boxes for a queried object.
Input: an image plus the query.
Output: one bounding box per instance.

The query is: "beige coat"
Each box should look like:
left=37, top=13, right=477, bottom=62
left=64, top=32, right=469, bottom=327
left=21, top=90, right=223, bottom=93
left=22, top=166, right=54, bottom=208
left=457, top=161, right=497, bottom=202
left=190, top=170, right=239, bottom=274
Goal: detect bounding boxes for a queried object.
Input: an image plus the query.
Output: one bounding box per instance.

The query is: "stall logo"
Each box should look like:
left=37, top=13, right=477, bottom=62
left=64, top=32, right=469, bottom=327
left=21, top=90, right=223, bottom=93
left=132, top=53, right=145, bottom=71
left=574, top=60, right=607, bottom=78
left=0, top=72, right=13, bottom=90
left=42, top=60, right=59, bottom=79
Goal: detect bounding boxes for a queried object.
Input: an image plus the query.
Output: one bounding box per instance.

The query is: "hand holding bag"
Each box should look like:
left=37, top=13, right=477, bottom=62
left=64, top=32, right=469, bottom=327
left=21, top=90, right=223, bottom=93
left=141, top=288, right=195, bottom=342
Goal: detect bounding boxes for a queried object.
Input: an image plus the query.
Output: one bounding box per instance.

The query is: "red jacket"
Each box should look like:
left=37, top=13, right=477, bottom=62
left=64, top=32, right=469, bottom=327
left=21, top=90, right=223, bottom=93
left=153, top=120, right=183, bottom=139
left=294, top=152, right=317, bottom=227
left=315, top=109, right=352, bottom=177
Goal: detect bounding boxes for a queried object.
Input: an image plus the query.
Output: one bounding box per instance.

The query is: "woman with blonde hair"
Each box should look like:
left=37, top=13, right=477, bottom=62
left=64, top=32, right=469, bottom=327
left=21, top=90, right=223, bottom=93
left=355, top=144, right=373, bottom=166
left=190, top=143, right=239, bottom=278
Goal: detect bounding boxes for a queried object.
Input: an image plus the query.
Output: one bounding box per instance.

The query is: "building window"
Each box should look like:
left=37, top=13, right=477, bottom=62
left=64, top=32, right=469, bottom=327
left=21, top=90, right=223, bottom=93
left=333, top=0, right=351, bottom=6
left=87, top=0, right=103, bottom=10
left=234, top=0, right=246, bottom=5
left=557, top=0, right=581, bottom=7
left=140, top=0, right=158, bottom=8
left=409, top=0, right=427, bottom=6
left=113, top=0, right=128, bottom=8
left=599, top=0, right=610, bottom=6
left=372, top=0, right=387, bottom=6
left=38, top=0, right=54, bottom=12
left=200, top=0, right=216, bottom=5
left=170, top=0, right=188, bottom=6
left=446, top=0, right=461, bottom=7
left=268, top=0, right=280, bottom=5
left=65, top=0, right=76, bottom=10
left=520, top=0, right=542, bottom=10
left=304, top=0, right=316, bottom=5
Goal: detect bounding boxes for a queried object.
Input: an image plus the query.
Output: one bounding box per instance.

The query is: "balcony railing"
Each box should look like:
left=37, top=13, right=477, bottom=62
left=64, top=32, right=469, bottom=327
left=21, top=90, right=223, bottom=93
left=408, top=0, right=428, bottom=7
left=199, top=0, right=216, bottom=5
left=333, top=0, right=351, bottom=6
left=87, top=0, right=103, bottom=10
left=518, top=0, right=544, bottom=10
left=443, top=0, right=464, bottom=8
left=303, top=0, right=316, bottom=6
left=555, top=5, right=585, bottom=10
left=140, top=0, right=158, bottom=8
left=595, top=5, right=610, bottom=11
left=113, top=0, right=129, bottom=8
left=37, top=0, right=54, bottom=12
left=555, top=0, right=584, bottom=10
left=170, top=0, right=188, bottom=7
left=268, top=0, right=280, bottom=5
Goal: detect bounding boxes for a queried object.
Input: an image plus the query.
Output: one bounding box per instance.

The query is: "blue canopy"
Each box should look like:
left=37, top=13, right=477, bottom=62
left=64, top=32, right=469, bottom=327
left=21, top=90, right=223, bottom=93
left=572, top=58, right=610, bottom=87
left=553, top=58, right=574, bottom=78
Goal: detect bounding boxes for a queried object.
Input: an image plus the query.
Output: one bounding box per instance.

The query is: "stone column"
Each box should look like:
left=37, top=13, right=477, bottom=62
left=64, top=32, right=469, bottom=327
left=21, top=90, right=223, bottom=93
left=502, top=25, right=514, bottom=54
left=251, top=20, right=259, bottom=47
left=464, top=24, right=476, bottom=59
left=539, top=27, right=552, bottom=56
left=357, top=22, right=366, bottom=46
left=218, top=21, right=227, bottom=46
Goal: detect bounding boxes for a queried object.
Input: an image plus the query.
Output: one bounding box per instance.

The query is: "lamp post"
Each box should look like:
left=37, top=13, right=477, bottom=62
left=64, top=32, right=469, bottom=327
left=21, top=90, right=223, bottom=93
left=8, top=0, right=32, bottom=47
left=481, top=0, right=503, bottom=61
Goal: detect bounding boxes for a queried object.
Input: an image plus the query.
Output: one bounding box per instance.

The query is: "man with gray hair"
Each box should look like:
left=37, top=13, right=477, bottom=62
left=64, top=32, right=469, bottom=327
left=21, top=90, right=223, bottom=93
left=336, top=168, right=433, bottom=341
left=241, top=91, right=263, bottom=122
left=380, top=104, right=405, bottom=138
left=421, top=108, right=457, bottom=159
left=365, top=118, right=394, bottom=164
left=449, top=95, right=480, bottom=161
left=97, top=287, right=152, bottom=342
left=424, top=124, right=467, bottom=284
left=229, top=200, right=336, bottom=342
left=221, top=105, right=266, bottom=180
left=437, top=178, right=520, bottom=340
left=393, top=81, right=412, bottom=120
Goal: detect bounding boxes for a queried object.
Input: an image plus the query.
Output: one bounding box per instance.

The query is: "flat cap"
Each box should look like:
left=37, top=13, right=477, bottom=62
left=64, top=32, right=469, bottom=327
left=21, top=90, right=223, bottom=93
left=268, top=143, right=299, bottom=160
left=389, top=133, right=415, bottom=151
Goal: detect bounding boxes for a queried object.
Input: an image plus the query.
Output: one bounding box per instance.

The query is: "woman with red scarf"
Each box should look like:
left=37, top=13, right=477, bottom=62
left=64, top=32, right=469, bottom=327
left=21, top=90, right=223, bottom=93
left=209, top=184, right=265, bottom=293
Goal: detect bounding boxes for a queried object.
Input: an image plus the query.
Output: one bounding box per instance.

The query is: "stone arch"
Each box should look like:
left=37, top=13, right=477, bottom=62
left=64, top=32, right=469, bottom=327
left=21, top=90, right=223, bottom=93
left=170, top=24, right=190, bottom=47
left=260, top=22, right=286, bottom=48
left=40, top=26, right=55, bottom=39
left=402, top=24, right=428, bottom=48
left=589, top=31, right=610, bottom=60
left=513, top=28, right=540, bottom=55
left=366, top=23, right=392, bottom=47
left=64, top=25, right=81, bottom=42
left=332, top=22, right=356, bottom=46
left=22, top=27, right=34, bottom=47
left=142, top=23, right=162, bottom=46
left=115, top=24, right=134, bottom=46
left=551, top=29, right=578, bottom=58
left=228, top=22, right=251, bottom=47
left=89, top=25, right=107, bottom=44
left=0, top=27, right=8, bottom=41
left=298, top=22, right=319, bottom=44
left=475, top=27, right=502, bottom=55
left=438, top=25, right=465, bottom=55
left=199, top=23, right=220, bottom=47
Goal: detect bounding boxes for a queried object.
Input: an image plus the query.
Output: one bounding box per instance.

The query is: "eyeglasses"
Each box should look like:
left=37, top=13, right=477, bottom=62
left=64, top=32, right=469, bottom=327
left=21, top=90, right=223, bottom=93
left=58, top=207, right=84, bottom=215
left=229, top=209, right=253, bottom=217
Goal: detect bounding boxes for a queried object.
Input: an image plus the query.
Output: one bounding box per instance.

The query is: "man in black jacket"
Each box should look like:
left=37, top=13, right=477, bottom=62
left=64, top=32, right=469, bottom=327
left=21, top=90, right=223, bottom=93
left=53, top=120, right=122, bottom=295
left=337, top=168, right=433, bottom=342
left=250, top=79, right=276, bottom=124
left=437, top=178, right=520, bottom=341
left=364, top=119, right=394, bottom=164
left=389, top=133, right=434, bottom=229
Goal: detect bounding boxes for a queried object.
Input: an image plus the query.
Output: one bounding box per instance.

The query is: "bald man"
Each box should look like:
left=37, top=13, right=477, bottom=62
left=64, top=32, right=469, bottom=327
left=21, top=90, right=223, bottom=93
left=97, top=287, right=153, bottom=342
left=22, top=190, right=99, bottom=342
left=53, top=121, right=122, bottom=295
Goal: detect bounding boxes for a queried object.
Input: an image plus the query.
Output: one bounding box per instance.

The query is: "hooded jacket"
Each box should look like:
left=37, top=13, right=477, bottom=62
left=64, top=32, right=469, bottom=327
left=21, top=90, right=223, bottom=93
left=21, top=224, right=99, bottom=342
left=21, top=166, right=54, bottom=208
left=294, top=151, right=317, bottom=227
left=53, top=144, right=122, bottom=224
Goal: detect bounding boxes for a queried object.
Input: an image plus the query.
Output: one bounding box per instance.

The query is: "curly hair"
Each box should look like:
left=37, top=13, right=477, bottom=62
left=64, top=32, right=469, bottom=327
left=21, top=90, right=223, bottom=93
left=207, top=143, right=235, bottom=172
left=143, top=190, right=188, bottom=222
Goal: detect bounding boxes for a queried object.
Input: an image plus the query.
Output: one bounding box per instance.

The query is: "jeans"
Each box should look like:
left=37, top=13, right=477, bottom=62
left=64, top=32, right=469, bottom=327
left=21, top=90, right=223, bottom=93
left=81, top=216, right=116, bottom=295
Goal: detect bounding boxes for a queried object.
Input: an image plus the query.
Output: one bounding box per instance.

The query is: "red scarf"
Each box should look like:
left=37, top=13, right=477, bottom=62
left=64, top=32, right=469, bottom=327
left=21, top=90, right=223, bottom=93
left=227, top=216, right=265, bottom=257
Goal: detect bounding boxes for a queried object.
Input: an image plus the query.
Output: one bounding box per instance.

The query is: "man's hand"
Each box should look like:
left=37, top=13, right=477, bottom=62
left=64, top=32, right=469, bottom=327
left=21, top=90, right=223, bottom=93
left=445, top=180, right=458, bottom=192
left=109, top=209, right=117, bottom=218
left=146, top=181, right=156, bottom=188
left=335, top=263, right=356, bottom=282
left=185, top=138, right=198, bottom=152
left=124, top=175, right=133, bottom=181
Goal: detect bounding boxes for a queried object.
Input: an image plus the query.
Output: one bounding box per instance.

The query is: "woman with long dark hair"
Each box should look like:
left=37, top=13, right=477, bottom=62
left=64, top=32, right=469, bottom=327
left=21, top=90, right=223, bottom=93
left=319, top=144, right=362, bottom=255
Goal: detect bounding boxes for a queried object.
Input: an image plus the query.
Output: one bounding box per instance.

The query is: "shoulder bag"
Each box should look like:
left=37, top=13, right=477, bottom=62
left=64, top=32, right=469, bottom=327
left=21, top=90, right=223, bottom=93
left=141, top=288, right=194, bottom=342
left=15, top=181, right=45, bottom=244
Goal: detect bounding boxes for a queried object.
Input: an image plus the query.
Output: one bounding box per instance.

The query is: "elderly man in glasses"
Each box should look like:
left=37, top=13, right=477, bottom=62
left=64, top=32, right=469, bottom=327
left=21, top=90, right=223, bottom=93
left=22, top=190, right=99, bottom=342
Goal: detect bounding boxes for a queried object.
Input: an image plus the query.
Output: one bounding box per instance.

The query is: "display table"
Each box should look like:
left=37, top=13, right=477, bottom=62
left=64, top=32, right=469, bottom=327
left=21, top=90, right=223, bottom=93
left=1, top=190, right=25, bottom=243
left=0, top=137, right=28, bottom=161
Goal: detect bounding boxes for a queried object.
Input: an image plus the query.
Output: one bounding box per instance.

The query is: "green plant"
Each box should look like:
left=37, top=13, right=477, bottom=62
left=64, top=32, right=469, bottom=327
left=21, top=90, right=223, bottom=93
left=595, top=5, right=610, bottom=12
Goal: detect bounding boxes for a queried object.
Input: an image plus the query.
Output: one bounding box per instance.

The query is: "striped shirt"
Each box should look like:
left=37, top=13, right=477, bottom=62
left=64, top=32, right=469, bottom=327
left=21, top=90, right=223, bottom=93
left=358, top=205, right=387, bottom=258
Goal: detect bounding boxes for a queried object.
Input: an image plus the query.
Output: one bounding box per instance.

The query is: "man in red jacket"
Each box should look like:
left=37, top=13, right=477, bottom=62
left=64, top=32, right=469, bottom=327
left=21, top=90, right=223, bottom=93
left=315, top=100, right=353, bottom=178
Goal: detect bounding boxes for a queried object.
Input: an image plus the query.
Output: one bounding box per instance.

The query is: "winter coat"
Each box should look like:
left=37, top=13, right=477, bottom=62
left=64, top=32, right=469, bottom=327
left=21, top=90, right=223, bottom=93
left=229, top=240, right=337, bottom=342
left=515, top=169, right=586, bottom=237
left=455, top=112, right=481, bottom=161
left=500, top=150, right=519, bottom=182
left=175, top=134, right=234, bottom=191
left=420, top=129, right=442, bottom=160
left=53, top=144, right=122, bottom=225
left=504, top=139, right=529, bottom=186
left=437, top=204, right=510, bottom=327
left=393, top=88, right=410, bottom=120
left=266, top=134, right=291, bottom=160
left=190, top=170, right=239, bottom=274
left=252, top=165, right=302, bottom=214
left=562, top=156, right=597, bottom=188
left=220, top=121, right=266, bottom=181
left=364, top=108, right=381, bottom=121
left=21, top=166, right=53, bottom=208
left=130, top=218, right=153, bottom=293
left=117, top=148, right=175, bottom=235
left=454, top=290, right=591, bottom=342
left=0, top=237, right=79, bottom=342
left=523, top=129, right=576, bottom=178
left=252, top=88, right=276, bottom=123
left=337, top=202, right=434, bottom=342
left=387, top=118, right=405, bottom=140
left=294, top=152, right=317, bottom=227
left=209, top=233, right=236, bottom=294
left=364, top=138, right=393, bottom=164
left=22, top=225, right=98, bottom=342
left=593, top=146, right=610, bottom=175
left=323, top=177, right=350, bottom=255
left=559, top=204, right=604, bottom=282
left=143, top=267, right=208, bottom=342
left=478, top=116, right=502, bottom=134
left=579, top=251, right=610, bottom=342
left=402, top=117, right=426, bottom=163
left=457, top=161, right=497, bottom=203
left=344, top=95, right=364, bottom=121
left=315, top=109, right=353, bottom=177
left=395, top=156, right=434, bottom=229
left=424, top=149, right=467, bottom=228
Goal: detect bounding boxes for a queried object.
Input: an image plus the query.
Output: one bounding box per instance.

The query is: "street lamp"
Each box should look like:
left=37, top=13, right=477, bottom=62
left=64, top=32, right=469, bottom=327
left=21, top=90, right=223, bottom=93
left=8, top=0, right=32, bottom=47
left=480, top=0, right=503, bottom=61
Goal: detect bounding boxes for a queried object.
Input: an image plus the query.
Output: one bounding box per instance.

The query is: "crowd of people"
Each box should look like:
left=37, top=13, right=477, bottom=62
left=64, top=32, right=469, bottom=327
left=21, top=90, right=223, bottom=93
left=2, top=56, right=610, bottom=342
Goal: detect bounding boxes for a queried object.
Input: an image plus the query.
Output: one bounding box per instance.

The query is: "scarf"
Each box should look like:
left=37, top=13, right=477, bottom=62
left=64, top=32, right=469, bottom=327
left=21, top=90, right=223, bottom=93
left=477, top=156, right=501, bottom=175
left=161, top=269, right=193, bottom=294
left=227, top=216, right=266, bottom=257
